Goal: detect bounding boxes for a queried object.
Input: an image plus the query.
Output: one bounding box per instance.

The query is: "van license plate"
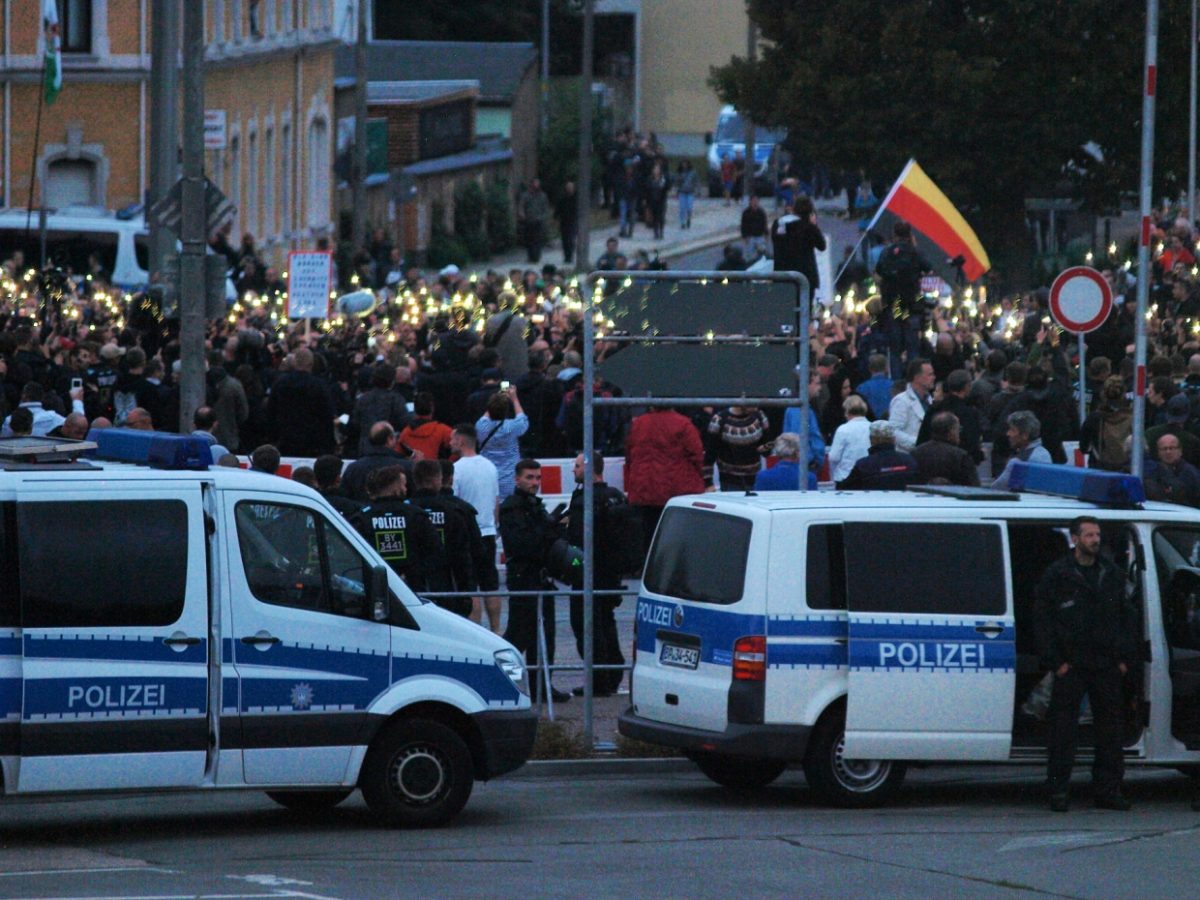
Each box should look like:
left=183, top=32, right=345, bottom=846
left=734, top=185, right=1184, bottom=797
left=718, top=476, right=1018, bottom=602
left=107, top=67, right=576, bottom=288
left=660, top=643, right=700, bottom=669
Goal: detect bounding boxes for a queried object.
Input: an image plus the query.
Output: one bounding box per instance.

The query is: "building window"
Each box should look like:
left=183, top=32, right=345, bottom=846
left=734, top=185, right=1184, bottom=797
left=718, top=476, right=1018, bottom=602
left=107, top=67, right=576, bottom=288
left=263, top=126, right=275, bottom=239
left=280, top=122, right=292, bottom=236
left=60, top=0, right=93, bottom=54
left=229, top=134, right=241, bottom=235
left=45, top=158, right=98, bottom=208
left=307, top=117, right=329, bottom=229
left=246, top=129, right=258, bottom=240
left=212, top=0, right=225, bottom=43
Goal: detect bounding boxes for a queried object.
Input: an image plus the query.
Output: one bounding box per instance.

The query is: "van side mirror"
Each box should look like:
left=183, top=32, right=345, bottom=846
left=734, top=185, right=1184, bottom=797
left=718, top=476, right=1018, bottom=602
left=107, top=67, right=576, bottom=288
left=704, top=131, right=713, bottom=145
left=368, top=564, right=390, bottom=622
left=1167, top=568, right=1200, bottom=650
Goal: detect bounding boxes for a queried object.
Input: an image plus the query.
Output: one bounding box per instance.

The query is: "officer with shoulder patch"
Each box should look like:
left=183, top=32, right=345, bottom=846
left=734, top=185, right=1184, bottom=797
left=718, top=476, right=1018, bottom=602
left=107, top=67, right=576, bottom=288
left=408, top=458, right=476, bottom=618
left=1035, top=515, right=1137, bottom=812
left=564, top=453, right=628, bottom=697
left=351, top=465, right=448, bottom=598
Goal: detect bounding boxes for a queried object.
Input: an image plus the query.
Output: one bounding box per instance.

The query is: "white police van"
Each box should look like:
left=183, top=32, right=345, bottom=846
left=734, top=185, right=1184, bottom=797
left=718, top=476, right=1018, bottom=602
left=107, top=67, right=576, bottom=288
left=619, top=464, right=1200, bottom=805
left=0, top=430, right=535, bottom=826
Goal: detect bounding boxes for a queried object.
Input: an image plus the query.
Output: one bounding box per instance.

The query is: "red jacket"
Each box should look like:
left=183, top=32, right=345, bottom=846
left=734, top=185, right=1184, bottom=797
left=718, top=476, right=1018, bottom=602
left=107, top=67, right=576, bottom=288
left=625, top=409, right=705, bottom=506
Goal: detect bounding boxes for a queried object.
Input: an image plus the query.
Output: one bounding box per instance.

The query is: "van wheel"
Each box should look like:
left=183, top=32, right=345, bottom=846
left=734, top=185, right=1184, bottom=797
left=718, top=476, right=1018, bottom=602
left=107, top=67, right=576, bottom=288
left=360, top=719, right=474, bottom=828
left=803, top=714, right=905, bottom=807
left=691, top=752, right=787, bottom=789
left=265, top=789, right=352, bottom=813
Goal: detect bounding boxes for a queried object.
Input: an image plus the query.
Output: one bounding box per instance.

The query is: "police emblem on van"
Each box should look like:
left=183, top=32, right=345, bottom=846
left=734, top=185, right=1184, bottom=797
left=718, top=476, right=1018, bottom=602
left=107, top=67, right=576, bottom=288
left=672, top=605, right=684, bottom=628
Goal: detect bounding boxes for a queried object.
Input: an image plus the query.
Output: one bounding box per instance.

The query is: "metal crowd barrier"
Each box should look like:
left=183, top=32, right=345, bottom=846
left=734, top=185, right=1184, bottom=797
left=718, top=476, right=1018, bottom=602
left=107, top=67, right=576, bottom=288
left=419, top=585, right=641, bottom=737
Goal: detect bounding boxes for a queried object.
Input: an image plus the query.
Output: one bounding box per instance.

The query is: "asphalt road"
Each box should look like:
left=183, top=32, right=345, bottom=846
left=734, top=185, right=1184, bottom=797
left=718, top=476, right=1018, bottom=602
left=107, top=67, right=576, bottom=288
left=1, top=765, right=1199, bottom=899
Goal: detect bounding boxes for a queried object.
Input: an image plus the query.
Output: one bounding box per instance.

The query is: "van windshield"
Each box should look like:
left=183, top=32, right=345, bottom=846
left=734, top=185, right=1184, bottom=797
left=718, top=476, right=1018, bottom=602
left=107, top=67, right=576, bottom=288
left=0, top=228, right=118, bottom=280
left=715, top=113, right=785, bottom=145
left=643, top=507, right=751, bottom=605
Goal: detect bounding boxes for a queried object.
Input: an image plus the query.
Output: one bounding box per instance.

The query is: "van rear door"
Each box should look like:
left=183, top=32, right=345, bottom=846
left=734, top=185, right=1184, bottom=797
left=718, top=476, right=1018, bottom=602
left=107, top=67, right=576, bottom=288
left=631, top=504, right=765, bottom=733
left=16, top=487, right=210, bottom=792
left=843, top=520, right=1015, bottom=761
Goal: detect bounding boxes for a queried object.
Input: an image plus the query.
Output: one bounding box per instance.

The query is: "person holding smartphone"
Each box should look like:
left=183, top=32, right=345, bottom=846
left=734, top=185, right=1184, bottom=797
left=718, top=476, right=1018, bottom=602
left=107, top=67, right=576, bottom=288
left=476, top=385, right=529, bottom=499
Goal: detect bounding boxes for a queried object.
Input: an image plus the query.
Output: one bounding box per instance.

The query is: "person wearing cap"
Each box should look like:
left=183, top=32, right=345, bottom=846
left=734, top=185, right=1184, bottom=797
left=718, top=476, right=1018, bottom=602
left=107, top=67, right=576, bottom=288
left=838, top=420, right=919, bottom=490
left=1146, top=393, right=1200, bottom=467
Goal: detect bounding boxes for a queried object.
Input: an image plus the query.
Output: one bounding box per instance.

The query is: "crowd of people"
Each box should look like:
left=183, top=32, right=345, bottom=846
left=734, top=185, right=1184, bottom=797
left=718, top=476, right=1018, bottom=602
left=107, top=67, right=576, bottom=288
left=6, top=188, right=1200, bottom=697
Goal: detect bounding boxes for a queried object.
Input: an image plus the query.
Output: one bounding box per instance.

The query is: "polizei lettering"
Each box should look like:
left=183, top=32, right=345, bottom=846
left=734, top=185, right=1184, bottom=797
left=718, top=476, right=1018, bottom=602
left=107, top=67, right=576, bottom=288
left=67, top=683, right=166, bottom=709
left=372, top=514, right=406, bottom=530
left=637, top=600, right=674, bottom=628
left=877, top=642, right=986, bottom=669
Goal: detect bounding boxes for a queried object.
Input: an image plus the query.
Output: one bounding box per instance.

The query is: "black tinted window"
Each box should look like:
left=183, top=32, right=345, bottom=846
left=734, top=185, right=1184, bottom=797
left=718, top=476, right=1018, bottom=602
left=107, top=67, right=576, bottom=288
left=20, top=500, right=189, bottom=627
left=845, top=523, right=1006, bottom=615
left=644, top=507, right=752, bottom=604
left=806, top=524, right=846, bottom=610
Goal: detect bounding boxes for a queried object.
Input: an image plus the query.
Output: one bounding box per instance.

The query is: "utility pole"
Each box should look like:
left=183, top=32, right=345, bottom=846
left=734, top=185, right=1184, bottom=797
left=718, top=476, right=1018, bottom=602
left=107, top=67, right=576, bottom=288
left=352, top=0, right=369, bottom=252
left=1190, top=0, right=1197, bottom=228
left=1132, top=0, right=1158, bottom=481
left=540, top=0, right=550, bottom=133
left=574, top=0, right=595, bottom=273
left=742, top=16, right=756, bottom=204
left=148, top=0, right=179, bottom=280
left=178, top=0, right=206, bottom=434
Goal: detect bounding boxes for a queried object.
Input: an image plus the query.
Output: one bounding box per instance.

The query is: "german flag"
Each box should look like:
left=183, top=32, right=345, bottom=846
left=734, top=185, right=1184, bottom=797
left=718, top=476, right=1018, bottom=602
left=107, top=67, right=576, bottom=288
left=870, top=160, right=990, bottom=283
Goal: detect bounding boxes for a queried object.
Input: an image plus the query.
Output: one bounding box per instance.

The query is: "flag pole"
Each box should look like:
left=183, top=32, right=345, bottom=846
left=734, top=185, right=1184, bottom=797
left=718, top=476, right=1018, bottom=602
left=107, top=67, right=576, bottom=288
left=830, top=159, right=915, bottom=290
left=23, top=50, right=48, bottom=258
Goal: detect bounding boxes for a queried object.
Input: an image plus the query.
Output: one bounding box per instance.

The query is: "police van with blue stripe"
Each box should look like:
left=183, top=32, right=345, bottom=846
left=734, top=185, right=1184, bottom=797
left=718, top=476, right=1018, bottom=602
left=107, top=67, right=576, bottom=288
left=0, top=431, right=535, bottom=826
left=619, top=464, right=1200, bottom=805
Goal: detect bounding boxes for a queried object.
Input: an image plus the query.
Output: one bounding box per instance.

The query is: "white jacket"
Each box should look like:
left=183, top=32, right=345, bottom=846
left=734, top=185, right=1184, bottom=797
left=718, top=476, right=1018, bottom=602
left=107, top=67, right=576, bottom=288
left=829, top=416, right=871, bottom=483
left=888, top=386, right=929, bottom=453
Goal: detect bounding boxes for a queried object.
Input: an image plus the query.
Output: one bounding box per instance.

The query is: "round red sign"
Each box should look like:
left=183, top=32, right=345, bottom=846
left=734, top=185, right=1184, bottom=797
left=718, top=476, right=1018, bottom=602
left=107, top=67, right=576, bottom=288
left=1048, top=266, right=1113, bottom=334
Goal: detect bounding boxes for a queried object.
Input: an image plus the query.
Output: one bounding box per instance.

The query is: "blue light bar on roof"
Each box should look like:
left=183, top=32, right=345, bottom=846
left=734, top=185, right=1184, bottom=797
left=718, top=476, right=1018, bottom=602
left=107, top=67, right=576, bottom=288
left=1008, top=462, right=1144, bottom=506
left=87, top=428, right=211, bottom=470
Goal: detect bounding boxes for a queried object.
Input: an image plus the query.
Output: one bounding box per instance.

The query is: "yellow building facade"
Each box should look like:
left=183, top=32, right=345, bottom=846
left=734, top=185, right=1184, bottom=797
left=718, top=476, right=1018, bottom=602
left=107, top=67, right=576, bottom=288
left=599, top=0, right=747, bottom=155
left=0, top=0, right=340, bottom=267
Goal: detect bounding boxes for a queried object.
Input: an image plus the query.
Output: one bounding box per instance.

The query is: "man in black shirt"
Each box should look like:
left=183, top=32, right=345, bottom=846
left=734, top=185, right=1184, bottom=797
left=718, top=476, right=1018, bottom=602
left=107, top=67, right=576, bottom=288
left=499, top=459, right=568, bottom=703
left=408, top=459, right=475, bottom=617
left=1035, top=516, right=1136, bottom=812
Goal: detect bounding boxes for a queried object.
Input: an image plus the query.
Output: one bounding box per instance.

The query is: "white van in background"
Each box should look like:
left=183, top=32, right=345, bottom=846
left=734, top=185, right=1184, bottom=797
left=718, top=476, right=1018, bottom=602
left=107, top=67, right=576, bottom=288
left=705, top=105, right=787, bottom=198
left=0, top=207, right=148, bottom=288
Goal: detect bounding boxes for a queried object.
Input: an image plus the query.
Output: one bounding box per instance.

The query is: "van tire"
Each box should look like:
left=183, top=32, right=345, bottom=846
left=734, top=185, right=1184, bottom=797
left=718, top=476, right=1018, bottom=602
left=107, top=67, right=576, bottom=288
left=265, top=789, right=353, bottom=813
left=691, top=752, right=787, bottom=789
left=360, top=719, right=474, bottom=828
left=803, top=713, right=906, bottom=807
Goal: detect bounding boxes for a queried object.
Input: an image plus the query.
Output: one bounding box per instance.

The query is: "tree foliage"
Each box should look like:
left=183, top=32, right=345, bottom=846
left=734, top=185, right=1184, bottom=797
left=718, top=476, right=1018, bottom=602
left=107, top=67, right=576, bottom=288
left=712, top=0, right=1192, bottom=285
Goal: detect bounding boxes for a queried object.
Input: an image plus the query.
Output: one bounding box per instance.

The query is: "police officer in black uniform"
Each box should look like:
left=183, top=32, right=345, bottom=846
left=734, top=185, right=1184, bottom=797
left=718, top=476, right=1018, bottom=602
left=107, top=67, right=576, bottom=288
left=351, top=465, right=448, bottom=597
left=408, top=459, right=476, bottom=618
left=498, top=459, right=568, bottom=703
left=1034, top=515, right=1137, bottom=812
left=564, top=453, right=627, bottom=697
left=874, top=221, right=932, bottom=376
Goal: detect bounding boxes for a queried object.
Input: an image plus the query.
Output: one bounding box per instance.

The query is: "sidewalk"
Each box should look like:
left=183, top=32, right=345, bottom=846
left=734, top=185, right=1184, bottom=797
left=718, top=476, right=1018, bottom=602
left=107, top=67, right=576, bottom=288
left=481, top=189, right=854, bottom=276
left=480, top=194, right=734, bottom=275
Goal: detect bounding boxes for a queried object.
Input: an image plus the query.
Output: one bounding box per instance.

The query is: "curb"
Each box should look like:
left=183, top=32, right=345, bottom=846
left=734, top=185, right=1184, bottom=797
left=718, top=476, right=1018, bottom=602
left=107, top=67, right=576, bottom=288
left=508, top=757, right=695, bottom=779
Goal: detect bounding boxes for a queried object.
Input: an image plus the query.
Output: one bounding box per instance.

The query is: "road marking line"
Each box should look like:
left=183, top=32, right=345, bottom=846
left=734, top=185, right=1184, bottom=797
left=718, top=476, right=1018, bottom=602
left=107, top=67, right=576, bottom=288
left=0, top=866, right=177, bottom=878
left=1000, top=833, right=1125, bottom=852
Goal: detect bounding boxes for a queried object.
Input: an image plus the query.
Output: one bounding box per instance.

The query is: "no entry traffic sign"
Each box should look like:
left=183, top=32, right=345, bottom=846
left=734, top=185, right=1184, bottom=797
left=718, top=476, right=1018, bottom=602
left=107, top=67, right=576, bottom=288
left=1048, top=266, right=1113, bottom=334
